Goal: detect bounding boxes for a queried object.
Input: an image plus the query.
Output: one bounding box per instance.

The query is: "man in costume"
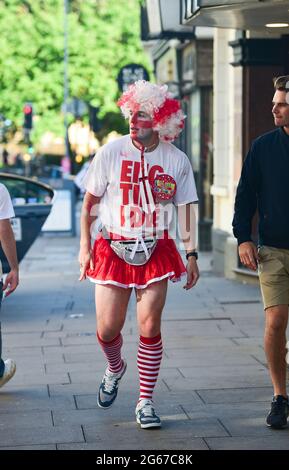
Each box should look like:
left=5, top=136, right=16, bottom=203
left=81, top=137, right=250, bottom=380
left=79, top=80, right=199, bottom=428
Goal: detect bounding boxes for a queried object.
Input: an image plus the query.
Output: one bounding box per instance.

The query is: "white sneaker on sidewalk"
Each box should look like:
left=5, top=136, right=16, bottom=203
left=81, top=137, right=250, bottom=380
left=135, top=399, right=162, bottom=429
left=0, top=359, right=16, bottom=388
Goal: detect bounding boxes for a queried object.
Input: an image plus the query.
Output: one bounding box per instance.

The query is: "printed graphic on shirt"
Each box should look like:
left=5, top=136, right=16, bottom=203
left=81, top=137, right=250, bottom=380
left=119, top=159, right=164, bottom=231
left=153, top=174, right=177, bottom=201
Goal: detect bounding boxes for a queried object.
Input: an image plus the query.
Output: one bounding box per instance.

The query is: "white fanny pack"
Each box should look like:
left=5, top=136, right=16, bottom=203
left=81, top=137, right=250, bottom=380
left=102, top=227, right=157, bottom=266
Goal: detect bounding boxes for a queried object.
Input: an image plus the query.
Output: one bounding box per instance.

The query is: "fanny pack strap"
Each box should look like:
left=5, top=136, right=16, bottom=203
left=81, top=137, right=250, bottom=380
left=129, top=235, right=149, bottom=261
left=102, top=226, right=155, bottom=262
left=139, top=145, right=156, bottom=215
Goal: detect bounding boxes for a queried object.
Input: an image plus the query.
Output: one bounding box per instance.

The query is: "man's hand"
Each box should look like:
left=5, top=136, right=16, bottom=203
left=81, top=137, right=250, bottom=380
left=78, top=247, right=94, bottom=281
left=238, top=241, right=258, bottom=271
left=0, top=219, right=18, bottom=295
left=2, top=268, right=19, bottom=297
left=78, top=192, right=100, bottom=281
left=183, top=257, right=199, bottom=290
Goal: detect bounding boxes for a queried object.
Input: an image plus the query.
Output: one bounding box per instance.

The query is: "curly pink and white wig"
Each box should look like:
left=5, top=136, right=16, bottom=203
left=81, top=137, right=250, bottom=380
left=117, top=80, right=185, bottom=142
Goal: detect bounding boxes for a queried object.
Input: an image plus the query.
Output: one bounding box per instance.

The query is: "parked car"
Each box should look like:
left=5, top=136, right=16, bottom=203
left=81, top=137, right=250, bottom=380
left=0, top=172, right=54, bottom=273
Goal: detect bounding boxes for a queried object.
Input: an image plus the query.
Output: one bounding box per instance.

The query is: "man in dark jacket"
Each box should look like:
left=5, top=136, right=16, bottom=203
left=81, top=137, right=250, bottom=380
left=233, top=75, right=289, bottom=429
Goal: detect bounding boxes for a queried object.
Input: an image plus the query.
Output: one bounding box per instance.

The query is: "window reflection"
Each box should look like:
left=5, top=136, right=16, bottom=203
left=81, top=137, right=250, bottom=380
left=0, top=175, right=53, bottom=205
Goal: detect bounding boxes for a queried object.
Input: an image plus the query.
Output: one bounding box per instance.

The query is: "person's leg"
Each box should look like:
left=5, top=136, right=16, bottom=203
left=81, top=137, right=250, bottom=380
left=96, top=284, right=132, bottom=371
left=0, top=281, right=4, bottom=377
left=264, top=304, right=289, bottom=428
left=95, top=284, right=132, bottom=408
left=258, top=246, right=289, bottom=427
left=95, top=284, right=132, bottom=341
left=264, top=304, right=289, bottom=397
left=0, top=280, right=16, bottom=387
left=0, top=326, right=4, bottom=376
left=135, top=279, right=168, bottom=428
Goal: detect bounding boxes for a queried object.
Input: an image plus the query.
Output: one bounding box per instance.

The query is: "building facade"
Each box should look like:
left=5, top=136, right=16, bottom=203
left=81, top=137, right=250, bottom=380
left=181, top=0, right=289, bottom=280
left=141, top=2, right=214, bottom=250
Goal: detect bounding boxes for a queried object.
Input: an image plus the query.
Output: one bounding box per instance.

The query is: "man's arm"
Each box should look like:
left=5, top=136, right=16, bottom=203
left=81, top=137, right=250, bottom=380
left=232, top=145, right=259, bottom=270
left=177, top=202, right=199, bottom=290
left=78, top=192, right=101, bottom=280
left=0, top=219, right=19, bottom=296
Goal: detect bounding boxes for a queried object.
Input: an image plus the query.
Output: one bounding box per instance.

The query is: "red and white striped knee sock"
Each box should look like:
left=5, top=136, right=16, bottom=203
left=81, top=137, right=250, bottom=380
left=137, top=334, right=163, bottom=402
left=97, top=332, right=123, bottom=374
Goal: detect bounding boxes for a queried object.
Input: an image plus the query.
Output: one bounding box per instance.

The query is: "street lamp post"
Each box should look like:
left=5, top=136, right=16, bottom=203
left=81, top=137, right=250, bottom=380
left=63, top=0, right=71, bottom=174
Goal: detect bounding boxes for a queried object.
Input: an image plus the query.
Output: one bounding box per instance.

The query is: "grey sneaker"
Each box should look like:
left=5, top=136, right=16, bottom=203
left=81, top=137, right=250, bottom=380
left=0, top=359, right=16, bottom=388
left=135, top=399, right=162, bottom=429
left=97, top=359, right=127, bottom=409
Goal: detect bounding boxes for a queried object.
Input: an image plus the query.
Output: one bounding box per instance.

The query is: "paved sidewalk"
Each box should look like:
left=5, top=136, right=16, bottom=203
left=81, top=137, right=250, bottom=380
left=0, top=231, right=288, bottom=450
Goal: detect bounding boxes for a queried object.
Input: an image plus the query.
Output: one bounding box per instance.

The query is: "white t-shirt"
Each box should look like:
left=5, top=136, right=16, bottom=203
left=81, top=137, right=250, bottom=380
left=84, top=135, right=198, bottom=238
left=0, top=183, right=15, bottom=278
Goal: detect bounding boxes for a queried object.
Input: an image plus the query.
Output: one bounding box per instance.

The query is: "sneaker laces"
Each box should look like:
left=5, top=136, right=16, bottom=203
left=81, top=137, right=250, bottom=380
left=102, top=368, right=122, bottom=393
left=103, top=371, right=118, bottom=393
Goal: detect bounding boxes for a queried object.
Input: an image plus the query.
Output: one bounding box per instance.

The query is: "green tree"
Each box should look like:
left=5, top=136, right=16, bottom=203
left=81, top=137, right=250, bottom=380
left=0, top=0, right=151, bottom=144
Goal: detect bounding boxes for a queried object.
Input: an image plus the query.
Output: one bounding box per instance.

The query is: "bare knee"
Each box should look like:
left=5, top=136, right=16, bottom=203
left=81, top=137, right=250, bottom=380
left=265, top=323, right=286, bottom=338
left=139, top=313, right=161, bottom=338
left=97, top=328, right=120, bottom=343
left=265, top=308, right=288, bottom=336
left=96, top=314, right=124, bottom=342
left=95, top=285, right=131, bottom=342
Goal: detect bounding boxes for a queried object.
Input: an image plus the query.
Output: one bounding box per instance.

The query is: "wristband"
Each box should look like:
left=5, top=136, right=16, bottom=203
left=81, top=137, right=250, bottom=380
left=186, top=251, right=198, bottom=261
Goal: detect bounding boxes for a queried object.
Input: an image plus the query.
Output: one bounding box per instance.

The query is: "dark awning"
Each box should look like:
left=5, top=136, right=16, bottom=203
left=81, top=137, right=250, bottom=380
left=181, top=0, right=289, bottom=30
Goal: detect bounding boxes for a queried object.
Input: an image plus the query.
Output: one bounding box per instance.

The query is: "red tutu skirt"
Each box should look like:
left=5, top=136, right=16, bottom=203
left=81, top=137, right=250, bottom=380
left=86, top=231, right=186, bottom=289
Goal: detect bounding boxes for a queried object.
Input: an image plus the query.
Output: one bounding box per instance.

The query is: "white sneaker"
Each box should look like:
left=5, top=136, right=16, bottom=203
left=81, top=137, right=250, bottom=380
left=0, top=359, right=16, bottom=388
left=97, top=359, right=127, bottom=408
left=136, top=399, right=162, bottom=429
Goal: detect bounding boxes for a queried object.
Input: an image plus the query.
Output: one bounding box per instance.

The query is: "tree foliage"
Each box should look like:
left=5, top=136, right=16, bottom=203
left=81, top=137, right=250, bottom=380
left=0, top=0, right=151, bottom=143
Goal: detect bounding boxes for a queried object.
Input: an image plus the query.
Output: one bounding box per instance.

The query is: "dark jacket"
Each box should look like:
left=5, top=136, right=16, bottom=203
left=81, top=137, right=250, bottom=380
left=232, top=127, right=289, bottom=248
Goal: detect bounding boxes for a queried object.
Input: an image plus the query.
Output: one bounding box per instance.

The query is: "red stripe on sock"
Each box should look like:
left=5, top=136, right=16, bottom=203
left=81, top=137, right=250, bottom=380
left=139, top=334, right=161, bottom=345
left=97, top=332, right=123, bottom=373
left=137, top=334, right=163, bottom=402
